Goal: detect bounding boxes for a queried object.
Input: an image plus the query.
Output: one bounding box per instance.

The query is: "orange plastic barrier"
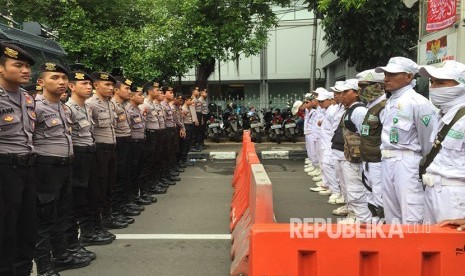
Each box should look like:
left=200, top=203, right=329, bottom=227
left=249, top=223, right=465, bottom=276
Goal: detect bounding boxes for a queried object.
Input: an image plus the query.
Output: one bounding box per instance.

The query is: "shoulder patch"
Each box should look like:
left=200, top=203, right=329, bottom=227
left=447, top=128, right=465, bottom=140
left=421, top=115, right=432, bottom=127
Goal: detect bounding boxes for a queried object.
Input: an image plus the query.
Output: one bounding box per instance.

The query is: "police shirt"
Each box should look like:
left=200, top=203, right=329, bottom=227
left=194, top=97, right=202, bottom=113
left=0, top=87, right=35, bottom=154
left=154, top=102, right=166, bottom=129
left=111, top=98, right=131, bottom=137
left=182, top=105, right=197, bottom=124
left=125, top=103, right=145, bottom=139
left=426, top=102, right=465, bottom=180
left=161, top=101, right=176, bottom=128
left=86, top=94, right=116, bottom=144
left=65, top=98, right=94, bottom=147
left=139, top=98, right=159, bottom=130
left=380, top=85, right=436, bottom=156
left=34, top=94, right=73, bottom=157
left=171, top=103, right=185, bottom=130
left=199, top=97, right=208, bottom=115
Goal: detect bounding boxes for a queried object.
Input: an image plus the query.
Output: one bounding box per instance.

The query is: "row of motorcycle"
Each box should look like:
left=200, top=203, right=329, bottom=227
left=204, top=105, right=303, bottom=144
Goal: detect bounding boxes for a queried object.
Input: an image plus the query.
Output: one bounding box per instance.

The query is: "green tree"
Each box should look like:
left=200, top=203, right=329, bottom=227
left=305, top=0, right=418, bottom=71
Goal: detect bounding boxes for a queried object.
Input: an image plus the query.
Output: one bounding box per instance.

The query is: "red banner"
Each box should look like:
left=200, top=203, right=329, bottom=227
left=426, top=0, right=458, bottom=32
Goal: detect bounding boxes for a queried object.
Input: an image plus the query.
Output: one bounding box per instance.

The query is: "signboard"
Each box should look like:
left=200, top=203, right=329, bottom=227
left=423, top=34, right=456, bottom=65
left=426, top=0, right=458, bottom=32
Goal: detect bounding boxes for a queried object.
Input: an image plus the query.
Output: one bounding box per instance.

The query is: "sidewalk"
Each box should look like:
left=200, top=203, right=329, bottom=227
left=188, top=141, right=307, bottom=160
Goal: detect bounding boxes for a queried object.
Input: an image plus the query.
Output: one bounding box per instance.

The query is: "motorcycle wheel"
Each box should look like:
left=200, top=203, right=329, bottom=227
left=213, top=134, right=219, bottom=143
left=255, top=133, right=262, bottom=143
left=276, top=135, right=281, bottom=144
left=291, top=134, right=297, bottom=143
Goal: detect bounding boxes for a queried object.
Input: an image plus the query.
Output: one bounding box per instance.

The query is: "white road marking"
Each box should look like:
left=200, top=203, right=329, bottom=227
left=115, top=234, right=232, bottom=240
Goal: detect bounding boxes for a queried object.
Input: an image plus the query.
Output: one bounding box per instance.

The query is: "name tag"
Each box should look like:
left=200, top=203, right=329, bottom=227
left=78, top=119, right=90, bottom=128
left=133, top=117, right=142, bottom=123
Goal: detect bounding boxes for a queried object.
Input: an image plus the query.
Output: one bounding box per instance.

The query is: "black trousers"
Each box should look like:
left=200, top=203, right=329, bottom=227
left=66, top=146, right=96, bottom=242
left=163, top=128, right=177, bottom=173
left=140, top=130, right=163, bottom=189
left=35, top=159, right=73, bottom=259
left=129, top=139, right=145, bottom=199
left=0, top=161, right=37, bottom=276
left=89, top=143, right=117, bottom=217
left=181, top=124, right=194, bottom=162
left=195, top=113, right=207, bottom=146
left=113, top=137, right=131, bottom=211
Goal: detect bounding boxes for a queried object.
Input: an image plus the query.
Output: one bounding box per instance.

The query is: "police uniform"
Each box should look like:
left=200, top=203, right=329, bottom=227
left=375, top=57, right=436, bottom=224
left=171, top=100, right=185, bottom=168
left=64, top=71, right=106, bottom=254
left=199, top=94, right=208, bottom=146
left=0, top=42, right=38, bottom=276
left=86, top=72, right=124, bottom=231
left=111, top=76, right=139, bottom=220
left=180, top=102, right=198, bottom=164
left=161, top=96, right=184, bottom=182
left=193, top=96, right=203, bottom=149
left=33, top=63, right=91, bottom=274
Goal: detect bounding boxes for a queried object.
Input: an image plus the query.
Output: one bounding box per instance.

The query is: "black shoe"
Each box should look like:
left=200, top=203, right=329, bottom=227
left=98, top=228, right=116, bottom=240
left=202, top=144, right=207, bottom=149
left=190, top=147, right=201, bottom=152
left=53, top=253, right=91, bottom=272
left=176, top=167, right=186, bottom=172
left=179, top=162, right=188, bottom=168
left=69, top=246, right=96, bottom=261
left=126, top=202, right=145, bottom=212
left=80, top=232, right=113, bottom=246
left=169, top=175, right=181, bottom=182
left=170, top=170, right=180, bottom=176
left=150, top=186, right=167, bottom=194
left=38, top=271, right=60, bottom=276
left=161, top=178, right=175, bottom=185
left=135, top=196, right=152, bottom=205
left=184, top=160, right=195, bottom=166
left=103, top=217, right=128, bottom=229
left=141, top=193, right=157, bottom=203
left=122, top=207, right=141, bottom=217
left=36, top=255, right=61, bottom=276
left=114, top=213, right=135, bottom=224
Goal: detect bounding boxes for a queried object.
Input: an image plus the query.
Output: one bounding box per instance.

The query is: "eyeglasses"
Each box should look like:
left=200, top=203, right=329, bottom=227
left=318, top=100, right=325, bottom=103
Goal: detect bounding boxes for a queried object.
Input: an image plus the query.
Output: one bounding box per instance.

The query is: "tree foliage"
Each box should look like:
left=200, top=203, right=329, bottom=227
left=305, top=0, right=418, bottom=71
left=0, top=0, right=291, bottom=85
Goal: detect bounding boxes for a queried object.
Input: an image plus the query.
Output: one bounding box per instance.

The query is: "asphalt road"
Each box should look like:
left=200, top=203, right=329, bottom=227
left=35, top=158, right=338, bottom=276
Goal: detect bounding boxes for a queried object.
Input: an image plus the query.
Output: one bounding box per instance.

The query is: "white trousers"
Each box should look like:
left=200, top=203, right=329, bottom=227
left=336, top=158, right=346, bottom=201
left=341, top=160, right=372, bottom=222
left=381, top=155, right=424, bottom=224
left=362, top=162, right=383, bottom=208
left=321, top=149, right=337, bottom=191
left=305, top=134, right=318, bottom=167
left=424, top=183, right=465, bottom=224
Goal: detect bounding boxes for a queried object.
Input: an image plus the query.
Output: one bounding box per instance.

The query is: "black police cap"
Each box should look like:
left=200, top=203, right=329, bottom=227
left=1, top=42, right=36, bottom=65
left=91, top=72, right=116, bottom=83
left=69, top=71, right=92, bottom=82
left=114, top=76, right=133, bottom=87
left=39, top=62, right=69, bottom=75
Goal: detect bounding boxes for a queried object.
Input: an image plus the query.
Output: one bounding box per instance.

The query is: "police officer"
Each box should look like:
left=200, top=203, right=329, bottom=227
left=126, top=86, right=152, bottom=205
left=111, top=76, right=140, bottom=221
left=198, top=88, right=208, bottom=149
left=0, top=42, right=37, bottom=276
left=375, top=57, right=436, bottom=224
left=180, top=96, right=198, bottom=165
left=161, top=86, right=186, bottom=183
left=170, top=90, right=186, bottom=171
left=418, top=60, right=465, bottom=224
left=191, top=86, right=202, bottom=151
left=139, top=82, right=167, bottom=198
left=87, top=72, right=126, bottom=234
left=34, top=62, right=91, bottom=275
left=356, top=69, right=387, bottom=220
left=65, top=71, right=104, bottom=257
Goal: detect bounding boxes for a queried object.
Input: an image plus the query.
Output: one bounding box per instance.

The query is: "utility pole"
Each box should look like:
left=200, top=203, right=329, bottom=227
left=309, top=14, right=318, bottom=91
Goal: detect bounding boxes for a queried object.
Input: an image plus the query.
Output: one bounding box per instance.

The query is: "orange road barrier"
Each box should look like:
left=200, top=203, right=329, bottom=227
left=249, top=223, right=465, bottom=276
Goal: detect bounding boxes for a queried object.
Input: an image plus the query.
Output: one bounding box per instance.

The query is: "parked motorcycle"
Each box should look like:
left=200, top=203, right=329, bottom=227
left=226, top=113, right=243, bottom=142
left=283, top=116, right=298, bottom=143
left=248, top=112, right=263, bottom=143
left=206, top=115, right=221, bottom=143
left=268, top=111, right=283, bottom=144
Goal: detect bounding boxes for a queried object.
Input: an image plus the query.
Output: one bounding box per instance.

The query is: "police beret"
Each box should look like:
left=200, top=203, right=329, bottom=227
left=1, top=42, right=36, bottom=65
left=69, top=71, right=92, bottom=82
left=130, top=83, right=143, bottom=93
left=91, top=72, right=116, bottom=83
left=114, top=76, right=133, bottom=87
left=39, top=62, right=69, bottom=75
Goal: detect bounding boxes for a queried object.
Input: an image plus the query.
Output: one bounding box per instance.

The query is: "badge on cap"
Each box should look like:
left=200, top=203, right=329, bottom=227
left=100, top=74, right=109, bottom=80
left=3, top=116, right=14, bottom=122
left=4, top=47, right=18, bottom=59
left=125, top=79, right=133, bottom=86
left=45, top=63, right=56, bottom=71
left=75, top=72, right=85, bottom=80
left=153, top=82, right=159, bottom=87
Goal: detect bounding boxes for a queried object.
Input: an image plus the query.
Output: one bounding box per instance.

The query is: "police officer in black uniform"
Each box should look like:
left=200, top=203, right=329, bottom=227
left=0, top=42, right=38, bottom=276
left=34, top=63, right=91, bottom=275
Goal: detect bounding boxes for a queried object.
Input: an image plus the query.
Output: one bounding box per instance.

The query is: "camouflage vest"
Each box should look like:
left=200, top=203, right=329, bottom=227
left=343, top=103, right=365, bottom=163
left=360, top=99, right=386, bottom=163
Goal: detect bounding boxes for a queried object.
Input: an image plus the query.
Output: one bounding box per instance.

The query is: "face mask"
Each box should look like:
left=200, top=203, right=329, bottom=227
left=429, top=84, right=465, bottom=112
left=360, top=83, right=384, bottom=103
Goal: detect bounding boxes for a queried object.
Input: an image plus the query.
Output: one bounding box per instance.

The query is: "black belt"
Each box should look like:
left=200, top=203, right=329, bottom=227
left=146, top=129, right=162, bottom=133
left=36, top=155, right=74, bottom=165
left=116, top=136, right=132, bottom=143
left=0, top=153, right=37, bottom=167
left=73, top=145, right=96, bottom=153
left=130, top=138, right=146, bottom=143
left=96, top=143, right=116, bottom=150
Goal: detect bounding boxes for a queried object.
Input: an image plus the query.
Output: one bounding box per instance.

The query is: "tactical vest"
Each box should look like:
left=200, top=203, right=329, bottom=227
left=343, top=103, right=365, bottom=163
left=331, top=119, right=344, bottom=152
left=360, top=99, right=386, bottom=163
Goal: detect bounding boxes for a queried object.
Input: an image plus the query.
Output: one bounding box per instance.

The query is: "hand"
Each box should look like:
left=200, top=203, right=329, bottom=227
left=439, top=219, right=465, bottom=231
left=317, top=120, right=322, bottom=127
left=180, top=129, right=186, bottom=138
left=195, top=122, right=199, bottom=126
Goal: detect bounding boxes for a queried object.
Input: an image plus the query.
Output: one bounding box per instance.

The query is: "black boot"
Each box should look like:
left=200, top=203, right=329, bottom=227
left=52, top=252, right=91, bottom=272
left=135, top=196, right=152, bottom=205
left=102, top=214, right=129, bottom=229
left=36, top=254, right=60, bottom=276
left=141, top=193, right=157, bottom=203
left=68, top=243, right=96, bottom=260
left=125, top=202, right=145, bottom=212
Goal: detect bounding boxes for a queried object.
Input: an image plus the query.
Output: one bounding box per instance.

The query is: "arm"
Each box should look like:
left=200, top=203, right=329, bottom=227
left=351, top=106, right=368, bottom=134
left=415, top=101, right=437, bottom=156
left=190, top=105, right=199, bottom=125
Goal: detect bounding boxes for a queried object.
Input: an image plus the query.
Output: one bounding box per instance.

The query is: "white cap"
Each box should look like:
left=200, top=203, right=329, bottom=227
left=330, top=81, right=345, bottom=92
left=418, top=60, right=465, bottom=85
left=314, top=87, right=328, bottom=95
left=337, top=79, right=359, bottom=91
left=291, top=100, right=303, bottom=115
left=356, top=69, right=385, bottom=83
left=375, top=57, right=419, bottom=74
left=316, top=90, right=334, bottom=101
left=304, top=93, right=314, bottom=101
